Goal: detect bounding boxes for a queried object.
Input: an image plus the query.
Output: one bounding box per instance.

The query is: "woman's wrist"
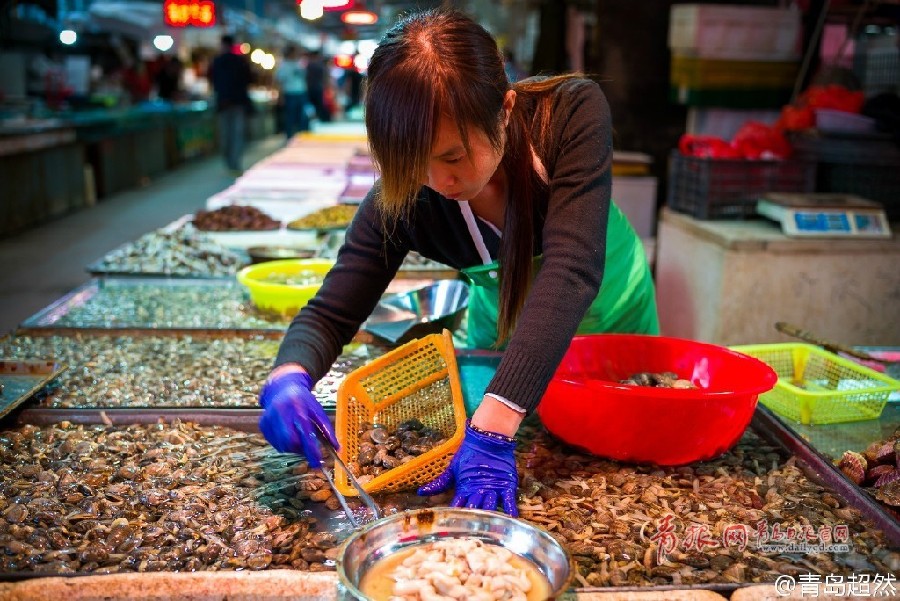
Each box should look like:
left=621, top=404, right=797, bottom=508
left=269, top=363, right=308, bottom=380
left=470, top=395, right=524, bottom=437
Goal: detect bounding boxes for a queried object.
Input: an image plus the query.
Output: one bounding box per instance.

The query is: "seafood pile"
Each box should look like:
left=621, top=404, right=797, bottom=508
left=620, top=372, right=695, bottom=389
left=514, top=420, right=898, bottom=586
left=193, top=206, right=280, bottom=231
left=42, top=282, right=282, bottom=329
left=287, top=205, right=357, bottom=230
left=91, top=226, right=246, bottom=277
left=0, top=335, right=385, bottom=409
left=837, top=426, right=900, bottom=508
left=347, top=420, right=447, bottom=485
left=0, top=418, right=896, bottom=583
left=0, top=421, right=341, bottom=574
left=362, top=538, right=543, bottom=601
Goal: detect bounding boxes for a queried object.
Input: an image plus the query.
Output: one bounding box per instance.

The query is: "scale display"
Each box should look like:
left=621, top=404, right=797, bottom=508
left=757, top=193, right=891, bottom=238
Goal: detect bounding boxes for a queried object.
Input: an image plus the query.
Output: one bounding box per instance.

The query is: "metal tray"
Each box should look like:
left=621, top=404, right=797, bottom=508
left=752, top=405, right=899, bottom=545
left=0, top=359, right=66, bottom=419
left=85, top=252, right=250, bottom=280
left=2, top=407, right=896, bottom=589
left=756, top=401, right=900, bottom=532
left=18, top=278, right=289, bottom=333
left=84, top=265, right=239, bottom=280
left=1, top=333, right=389, bottom=411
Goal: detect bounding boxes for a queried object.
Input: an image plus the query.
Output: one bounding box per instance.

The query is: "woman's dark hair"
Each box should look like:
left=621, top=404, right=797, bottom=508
left=366, top=8, right=577, bottom=345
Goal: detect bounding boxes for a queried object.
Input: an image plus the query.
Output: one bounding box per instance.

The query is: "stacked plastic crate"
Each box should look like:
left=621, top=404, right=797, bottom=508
left=666, top=5, right=816, bottom=220
left=668, top=4, right=803, bottom=109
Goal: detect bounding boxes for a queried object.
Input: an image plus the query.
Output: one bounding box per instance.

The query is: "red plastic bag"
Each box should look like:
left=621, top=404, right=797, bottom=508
left=800, top=84, right=865, bottom=114
left=678, top=135, right=742, bottom=159
left=777, top=105, right=816, bottom=132
left=732, top=122, right=792, bottom=160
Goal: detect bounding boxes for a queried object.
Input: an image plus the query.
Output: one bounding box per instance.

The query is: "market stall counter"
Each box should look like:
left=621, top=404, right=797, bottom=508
left=0, top=102, right=224, bottom=238
left=655, top=208, right=900, bottom=347
left=0, top=120, right=86, bottom=237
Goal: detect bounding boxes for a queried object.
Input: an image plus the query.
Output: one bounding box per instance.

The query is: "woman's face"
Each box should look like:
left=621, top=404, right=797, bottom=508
left=421, top=92, right=515, bottom=201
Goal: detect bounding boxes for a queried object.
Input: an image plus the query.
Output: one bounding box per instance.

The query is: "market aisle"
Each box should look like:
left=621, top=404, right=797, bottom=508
left=0, top=134, right=285, bottom=335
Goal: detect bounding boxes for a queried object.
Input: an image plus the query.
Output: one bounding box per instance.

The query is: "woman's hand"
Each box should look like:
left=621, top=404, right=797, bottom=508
left=418, top=402, right=521, bottom=516
left=258, top=365, right=339, bottom=468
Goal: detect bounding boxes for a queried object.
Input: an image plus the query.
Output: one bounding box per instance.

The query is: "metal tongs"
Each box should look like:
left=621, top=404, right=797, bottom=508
left=315, top=430, right=382, bottom=528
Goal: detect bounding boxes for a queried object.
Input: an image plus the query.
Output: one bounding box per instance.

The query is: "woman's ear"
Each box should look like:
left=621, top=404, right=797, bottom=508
left=502, top=89, right=517, bottom=127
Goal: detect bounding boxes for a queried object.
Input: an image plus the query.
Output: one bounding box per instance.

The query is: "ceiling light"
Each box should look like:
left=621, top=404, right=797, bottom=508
left=300, top=0, right=324, bottom=20
left=59, top=29, right=77, bottom=45
left=322, top=0, right=352, bottom=9
left=297, top=0, right=351, bottom=9
left=153, top=35, right=175, bottom=52
left=342, top=9, right=377, bottom=25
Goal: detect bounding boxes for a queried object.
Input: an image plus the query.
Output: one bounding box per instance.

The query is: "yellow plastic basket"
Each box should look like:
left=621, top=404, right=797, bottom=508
left=731, top=343, right=899, bottom=425
left=334, top=330, right=466, bottom=496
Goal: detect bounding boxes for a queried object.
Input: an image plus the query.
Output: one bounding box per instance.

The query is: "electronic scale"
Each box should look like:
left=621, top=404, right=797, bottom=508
left=756, top=193, right=892, bottom=238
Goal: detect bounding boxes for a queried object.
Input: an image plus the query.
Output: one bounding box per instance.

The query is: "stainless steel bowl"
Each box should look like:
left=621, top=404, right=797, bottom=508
left=336, top=507, right=574, bottom=600
left=362, top=279, right=469, bottom=344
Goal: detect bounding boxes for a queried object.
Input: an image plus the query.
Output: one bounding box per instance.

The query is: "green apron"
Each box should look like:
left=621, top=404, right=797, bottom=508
left=461, top=201, right=659, bottom=350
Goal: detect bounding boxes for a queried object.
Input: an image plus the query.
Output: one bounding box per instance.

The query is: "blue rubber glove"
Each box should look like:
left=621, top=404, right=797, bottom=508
left=258, top=370, right=339, bottom=468
left=417, top=422, right=519, bottom=517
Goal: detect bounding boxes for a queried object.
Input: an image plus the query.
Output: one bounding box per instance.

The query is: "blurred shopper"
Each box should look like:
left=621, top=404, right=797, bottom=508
left=121, top=59, right=152, bottom=104
left=258, top=9, right=658, bottom=516
left=343, top=64, right=364, bottom=115
left=156, top=54, right=183, bottom=102
left=305, top=50, right=331, bottom=123
left=209, top=34, right=253, bottom=175
left=275, top=46, right=309, bottom=140
left=275, top=45, right=310, bottom=142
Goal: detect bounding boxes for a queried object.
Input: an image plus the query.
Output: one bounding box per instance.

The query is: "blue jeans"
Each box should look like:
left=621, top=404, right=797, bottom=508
left=282, top=92, right=310, bottom=140
left=218, top=106, right=246, bottom=171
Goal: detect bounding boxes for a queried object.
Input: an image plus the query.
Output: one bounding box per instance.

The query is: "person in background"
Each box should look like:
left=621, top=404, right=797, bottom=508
left=343, top=64, right=364, bottom=115
left=305, top=49, right=331, bottom=123
left=156, top=54, right=183, bottom=102
left=121, top=59, right=152, bottom=104
left=208, top=34, right=253, bottom=176
left=275, top=45, right=310, bottom=142
left=257, top=9, right=658, bottom=516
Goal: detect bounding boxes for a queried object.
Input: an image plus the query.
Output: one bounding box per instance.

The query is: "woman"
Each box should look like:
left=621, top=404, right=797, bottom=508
left=259, top=9, right=658, bottom=517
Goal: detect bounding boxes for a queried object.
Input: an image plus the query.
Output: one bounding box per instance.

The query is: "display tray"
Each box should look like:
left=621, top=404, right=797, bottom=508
left=0, top=359, right=65, bottom=419
left=0, top=411, right=896, bottom=587
left=84, top=264, right=243, bottom=280
left=0, top=334, right=389, bottom=411
left=202, top=228, right=319, bottom=251
left=85, top=257, right=249, bottom=280
left=84, top=228, right=251, bottom=279
left=17, top=278, right=289, bottom=333
left=764, top=401, right=900, bottom=527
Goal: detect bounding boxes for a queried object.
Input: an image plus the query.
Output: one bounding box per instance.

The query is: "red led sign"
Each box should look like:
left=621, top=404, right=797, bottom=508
left=164, top=0, right=216, bottom=27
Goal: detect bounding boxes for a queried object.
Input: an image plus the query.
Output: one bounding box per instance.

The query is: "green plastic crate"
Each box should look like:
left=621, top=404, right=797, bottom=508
left=731, top=343, right=899, bottom=425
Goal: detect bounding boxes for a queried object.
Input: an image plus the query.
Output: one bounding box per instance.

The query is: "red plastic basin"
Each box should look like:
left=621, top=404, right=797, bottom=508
left=538, top=334, right=777, bottom=466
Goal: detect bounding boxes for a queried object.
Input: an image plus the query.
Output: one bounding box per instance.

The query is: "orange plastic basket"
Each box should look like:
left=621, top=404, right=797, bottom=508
left=334, top=330, right=466, bottom=496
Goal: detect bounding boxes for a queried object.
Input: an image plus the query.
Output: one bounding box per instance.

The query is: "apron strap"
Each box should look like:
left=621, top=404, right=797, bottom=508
left=458, top=201, right=494, bottom=265
left=460, top=146, right=545, bottom=267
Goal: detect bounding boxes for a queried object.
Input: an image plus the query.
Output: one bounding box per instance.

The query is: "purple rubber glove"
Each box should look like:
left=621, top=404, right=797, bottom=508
left=417, top=422, right=519, bottom=517
left=258, top=371, right=339, bottom=468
